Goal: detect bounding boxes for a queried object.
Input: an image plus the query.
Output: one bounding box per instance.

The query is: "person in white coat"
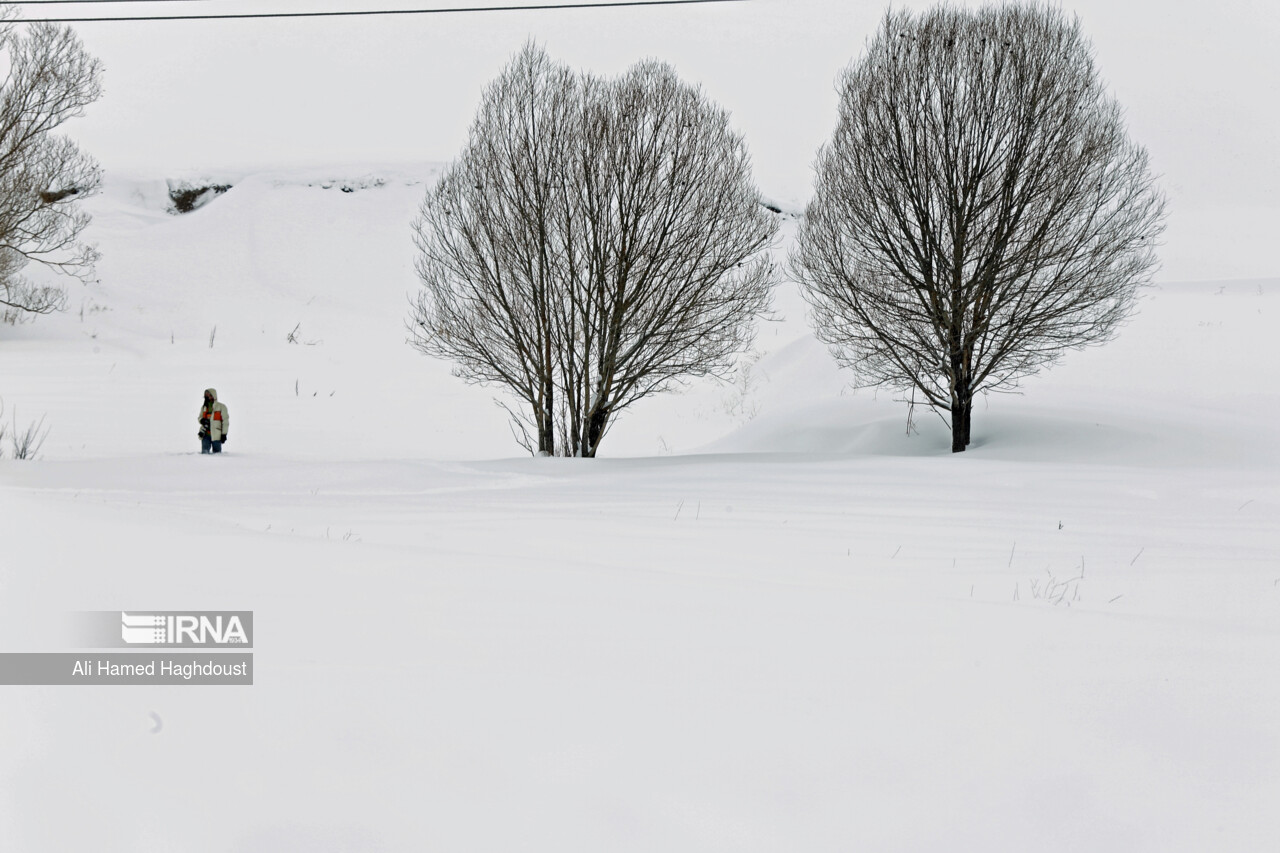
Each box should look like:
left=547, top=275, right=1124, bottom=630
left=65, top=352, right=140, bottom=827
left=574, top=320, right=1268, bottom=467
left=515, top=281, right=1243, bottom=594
left=198, top=388, right=229, bottom=454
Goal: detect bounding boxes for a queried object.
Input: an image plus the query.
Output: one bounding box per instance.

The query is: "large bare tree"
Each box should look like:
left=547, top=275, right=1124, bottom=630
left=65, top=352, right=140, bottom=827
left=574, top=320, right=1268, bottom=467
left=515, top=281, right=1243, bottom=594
left=0, top=16, right=104, bottom=320
left=551, top=60, right=776, bottom=457
left=791, top=4, right=1166, bottom=453
left=411, top=45, right=575, bottom=455
left=412, top=45, right=776, bottom=456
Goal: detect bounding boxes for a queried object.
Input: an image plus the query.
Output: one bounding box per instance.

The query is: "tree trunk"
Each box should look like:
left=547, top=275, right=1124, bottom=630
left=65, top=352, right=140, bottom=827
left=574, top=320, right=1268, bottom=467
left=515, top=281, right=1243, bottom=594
left=949, top=355, right=975, bottom=454
left=582, top=405, right=610, bottom=458
left=950, top=392, right=974, bottom=452
left=536, top=380, right=555, bottom=456
left=537, top=424, right=554, bottom=456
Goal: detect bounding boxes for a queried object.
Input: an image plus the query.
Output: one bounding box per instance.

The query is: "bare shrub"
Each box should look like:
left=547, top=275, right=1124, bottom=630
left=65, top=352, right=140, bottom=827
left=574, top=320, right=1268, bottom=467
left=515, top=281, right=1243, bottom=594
left=167, top=181, right=231, bottom=214
left=10, top=412, right=49, bottom=459
left=1, top=400, right=50, bottom=460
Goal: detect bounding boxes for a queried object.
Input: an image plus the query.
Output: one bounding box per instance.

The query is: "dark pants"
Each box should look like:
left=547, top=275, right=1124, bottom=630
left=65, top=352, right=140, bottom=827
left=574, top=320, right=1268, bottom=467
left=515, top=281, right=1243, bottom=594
left=201, top=435, right=222, bottom=454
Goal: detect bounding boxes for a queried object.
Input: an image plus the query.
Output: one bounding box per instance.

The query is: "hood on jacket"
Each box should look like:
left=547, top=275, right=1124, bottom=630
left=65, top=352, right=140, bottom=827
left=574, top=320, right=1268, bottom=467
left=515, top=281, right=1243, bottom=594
left=204, top=388, right=218, bottom=403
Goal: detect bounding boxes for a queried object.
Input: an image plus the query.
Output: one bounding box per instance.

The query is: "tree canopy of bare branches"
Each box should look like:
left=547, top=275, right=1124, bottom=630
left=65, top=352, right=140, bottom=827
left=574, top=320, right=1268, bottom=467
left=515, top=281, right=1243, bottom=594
left=0, top=15, right=104, bottom=320
left=412, top=44, right=777, bottom=456
left=791, top=4, right=1166, bottom=453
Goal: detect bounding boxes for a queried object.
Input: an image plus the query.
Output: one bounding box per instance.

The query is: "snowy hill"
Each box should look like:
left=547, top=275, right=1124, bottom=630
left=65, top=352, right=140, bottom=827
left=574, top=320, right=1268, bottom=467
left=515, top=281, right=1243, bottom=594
left=1, top=167, right=1277, bottom=853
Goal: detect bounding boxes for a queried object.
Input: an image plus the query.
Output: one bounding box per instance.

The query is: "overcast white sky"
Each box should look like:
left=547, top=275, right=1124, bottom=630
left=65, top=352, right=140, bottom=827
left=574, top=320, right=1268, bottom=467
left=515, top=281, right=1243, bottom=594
left=35, top=0, right=1280, bottom=282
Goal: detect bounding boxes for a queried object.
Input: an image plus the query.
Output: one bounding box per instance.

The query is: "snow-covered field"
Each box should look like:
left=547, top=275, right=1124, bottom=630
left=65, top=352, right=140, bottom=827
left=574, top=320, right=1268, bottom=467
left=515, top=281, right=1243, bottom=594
left=1, top=169, right=1277, bottom=852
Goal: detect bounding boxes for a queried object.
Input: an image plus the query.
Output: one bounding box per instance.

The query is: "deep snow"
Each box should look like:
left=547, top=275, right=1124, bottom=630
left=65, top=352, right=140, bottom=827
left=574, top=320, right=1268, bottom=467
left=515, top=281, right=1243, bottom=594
left=0, top=169, right=1277, bottom=852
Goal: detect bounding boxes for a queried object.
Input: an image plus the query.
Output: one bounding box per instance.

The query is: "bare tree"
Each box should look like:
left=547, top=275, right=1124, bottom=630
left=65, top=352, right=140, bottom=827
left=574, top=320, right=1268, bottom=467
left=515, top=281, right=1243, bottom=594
left=411, top=45, right=575, bottom=455
left=551, top=60, right=776, bottom=457
left=0, top=16, right=104, bottom=320
left=412, top=45, right=777, bottom=456
left=791, top=4, right=1166, bottom=453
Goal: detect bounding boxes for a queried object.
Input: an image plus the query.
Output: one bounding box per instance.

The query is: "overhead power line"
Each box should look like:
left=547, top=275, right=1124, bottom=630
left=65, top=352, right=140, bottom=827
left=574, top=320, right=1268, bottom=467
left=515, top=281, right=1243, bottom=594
left=14, top=2, right=210, bottom=5
left=16, top=0, right=746, bottom=23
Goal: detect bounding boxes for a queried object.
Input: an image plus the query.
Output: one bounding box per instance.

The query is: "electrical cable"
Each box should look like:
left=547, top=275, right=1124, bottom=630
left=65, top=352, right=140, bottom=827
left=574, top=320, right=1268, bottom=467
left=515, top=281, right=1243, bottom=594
left=14, top=2, right=209, bottom=6
left=16, top=0, right=746, bottom=24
